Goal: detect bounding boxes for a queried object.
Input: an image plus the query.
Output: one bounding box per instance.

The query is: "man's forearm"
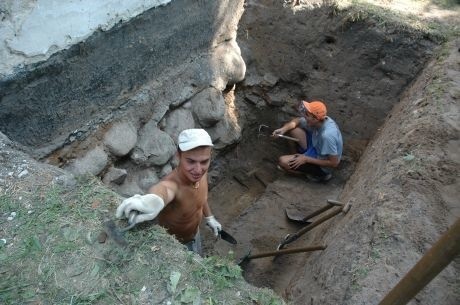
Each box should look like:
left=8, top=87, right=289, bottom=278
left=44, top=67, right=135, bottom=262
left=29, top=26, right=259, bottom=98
left=303, top=155, right=339, bottom=168
left=279, top=119, right=299, bottom=134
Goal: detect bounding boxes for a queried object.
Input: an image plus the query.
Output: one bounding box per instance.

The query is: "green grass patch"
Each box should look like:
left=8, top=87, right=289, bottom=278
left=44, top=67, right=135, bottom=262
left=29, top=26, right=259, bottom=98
left=0, top=175, right=120, bottom=304
left=1, top=174, right=284, bottom=304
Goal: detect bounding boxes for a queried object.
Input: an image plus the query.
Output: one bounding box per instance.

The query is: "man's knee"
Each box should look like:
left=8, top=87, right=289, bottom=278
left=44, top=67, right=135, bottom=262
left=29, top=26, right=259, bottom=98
left=278, top=155, right=283, bottom=163
left=278, top=155, right=287, bottom=165
left=278, top=155, right=291, bottom=170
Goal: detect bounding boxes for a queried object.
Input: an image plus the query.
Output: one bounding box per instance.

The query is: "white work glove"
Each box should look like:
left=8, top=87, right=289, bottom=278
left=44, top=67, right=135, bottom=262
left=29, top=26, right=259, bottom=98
left=115, top=194, right=165, bottom=225
left=205, top=215, right=222, bottom=237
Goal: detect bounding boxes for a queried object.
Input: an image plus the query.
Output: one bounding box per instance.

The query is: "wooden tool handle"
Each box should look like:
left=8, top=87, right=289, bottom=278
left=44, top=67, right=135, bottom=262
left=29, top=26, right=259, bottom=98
left=277, top=134, right=300, bottom=142
left=249, top=245, right=326, bottom=259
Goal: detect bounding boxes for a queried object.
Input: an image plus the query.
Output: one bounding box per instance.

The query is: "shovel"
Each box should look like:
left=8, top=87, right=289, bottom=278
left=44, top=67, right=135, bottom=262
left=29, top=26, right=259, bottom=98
left=285, top=199, right=343, bottom=224
left=278, top=200, right=352, bottom=250
left=237, top=245, right=326, bottom=265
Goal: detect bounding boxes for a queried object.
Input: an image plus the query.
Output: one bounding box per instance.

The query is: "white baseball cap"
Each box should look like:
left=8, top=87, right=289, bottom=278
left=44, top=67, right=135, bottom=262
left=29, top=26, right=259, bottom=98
left=178, top=128, right=213, bottom=151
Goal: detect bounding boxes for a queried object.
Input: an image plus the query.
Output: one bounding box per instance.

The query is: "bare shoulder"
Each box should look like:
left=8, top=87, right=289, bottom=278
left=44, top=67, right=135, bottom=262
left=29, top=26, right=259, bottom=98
left=148, top=177, right=179, bottom=204
left=150, top=179, right=178, bottom=192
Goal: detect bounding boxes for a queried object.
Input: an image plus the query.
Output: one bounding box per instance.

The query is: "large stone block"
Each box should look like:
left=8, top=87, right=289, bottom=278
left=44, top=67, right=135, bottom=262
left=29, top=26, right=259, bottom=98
left=191, top=88, right=225, bottom=127
left=131, top=121, right=176, bottom=166
left=104, top=121, right=138, bottom=157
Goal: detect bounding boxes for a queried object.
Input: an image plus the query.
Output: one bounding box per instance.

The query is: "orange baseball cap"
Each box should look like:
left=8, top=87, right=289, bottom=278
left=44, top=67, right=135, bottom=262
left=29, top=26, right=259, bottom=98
left=302, top=100, right=327, bottom=120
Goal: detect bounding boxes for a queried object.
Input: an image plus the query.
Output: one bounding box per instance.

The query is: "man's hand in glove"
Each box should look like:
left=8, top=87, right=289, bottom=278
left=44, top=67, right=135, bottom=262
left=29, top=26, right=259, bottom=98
left=205, top=215, right=222, bottom=236
left=115, top=194, right=165, bottom=225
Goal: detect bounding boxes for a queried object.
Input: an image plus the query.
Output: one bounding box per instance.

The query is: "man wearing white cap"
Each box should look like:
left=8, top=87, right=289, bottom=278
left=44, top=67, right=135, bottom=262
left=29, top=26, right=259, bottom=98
left=115, top=128, right=222, bottom=254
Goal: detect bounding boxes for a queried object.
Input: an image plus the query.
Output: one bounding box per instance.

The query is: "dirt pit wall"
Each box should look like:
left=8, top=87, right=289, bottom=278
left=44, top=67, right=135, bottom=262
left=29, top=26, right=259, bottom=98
left=204, top=1, right=459, bottom=305
left=283, top=37, right=460, bottom=305
left=237, top=0, right=440, bottom=143
left=0, top=0, right=248, bottom=198
left=0, top=0, right=244, bottom=158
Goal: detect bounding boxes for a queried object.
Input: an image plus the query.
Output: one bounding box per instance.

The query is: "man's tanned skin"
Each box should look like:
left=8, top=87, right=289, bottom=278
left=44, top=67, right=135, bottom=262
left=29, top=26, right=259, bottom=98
left=150, top=146, right=213, bottom=243
left=115, top=129, right=221, bottom=254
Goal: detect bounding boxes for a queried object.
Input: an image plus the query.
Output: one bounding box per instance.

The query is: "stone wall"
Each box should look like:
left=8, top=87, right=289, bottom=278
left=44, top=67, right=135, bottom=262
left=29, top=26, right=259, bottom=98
left=0, top=0, right=246, bottom=196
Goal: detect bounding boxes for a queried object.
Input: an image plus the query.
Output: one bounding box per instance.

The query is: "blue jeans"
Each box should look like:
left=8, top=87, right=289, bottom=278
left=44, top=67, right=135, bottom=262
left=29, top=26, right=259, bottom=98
left=184, top=230, right=202, bottom=256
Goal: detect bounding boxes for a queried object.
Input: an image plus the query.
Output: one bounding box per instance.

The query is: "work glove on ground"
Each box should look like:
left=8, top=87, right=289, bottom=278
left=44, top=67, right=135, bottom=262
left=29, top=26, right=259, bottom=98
left=115, top=194, right=165, bottom=225
left=205, top=215, right=222, bottom=237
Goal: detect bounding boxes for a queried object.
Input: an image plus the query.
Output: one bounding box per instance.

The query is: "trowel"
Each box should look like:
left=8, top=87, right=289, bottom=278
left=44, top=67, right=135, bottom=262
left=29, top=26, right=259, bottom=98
left=103, top=211, right=138, bottom=247
left=258, top=124, right=299, bottom=142
left=218, top=229, right=237, bottom=244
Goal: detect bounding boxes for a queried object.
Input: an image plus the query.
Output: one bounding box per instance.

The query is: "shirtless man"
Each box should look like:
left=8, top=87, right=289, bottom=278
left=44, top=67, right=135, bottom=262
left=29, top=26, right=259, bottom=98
left=115, top=128, right=222, bottom=254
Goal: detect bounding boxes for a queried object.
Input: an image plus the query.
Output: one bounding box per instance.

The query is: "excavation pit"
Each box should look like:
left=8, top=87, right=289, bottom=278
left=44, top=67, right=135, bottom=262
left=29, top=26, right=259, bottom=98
left=0, top=1, right=458, bottom=304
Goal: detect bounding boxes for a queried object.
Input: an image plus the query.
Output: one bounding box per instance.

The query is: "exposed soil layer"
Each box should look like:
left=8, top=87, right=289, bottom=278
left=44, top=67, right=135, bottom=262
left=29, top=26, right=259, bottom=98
left=202, top=1, right=460, bottom=304
left=0, top=1, right=458, bottom=304
left=0, top=0, right=241, bottom=157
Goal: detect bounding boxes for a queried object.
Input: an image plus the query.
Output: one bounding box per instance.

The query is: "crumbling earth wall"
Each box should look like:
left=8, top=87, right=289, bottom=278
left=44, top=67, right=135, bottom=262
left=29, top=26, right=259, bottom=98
left=284, top=38, right=460, bottom=305
left=206, top=1, right=459, bottom=304
left=0, top=0, right=172, bottom=75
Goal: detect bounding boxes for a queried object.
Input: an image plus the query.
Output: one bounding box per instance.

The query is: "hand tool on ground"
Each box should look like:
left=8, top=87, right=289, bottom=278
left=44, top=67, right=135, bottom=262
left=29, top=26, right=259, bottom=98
left=103, top=210, right=138, bottom=247
left=238, top=245, right=326, bottom=265
left=285, top=199, right=343, bottom=224
left=277, top=199, right=351, bottom=250
left=258, top=124, right=299, bottom=142
left=120, top=210, right=139, bottom=232
left=218, top=229, right=237, bottom=244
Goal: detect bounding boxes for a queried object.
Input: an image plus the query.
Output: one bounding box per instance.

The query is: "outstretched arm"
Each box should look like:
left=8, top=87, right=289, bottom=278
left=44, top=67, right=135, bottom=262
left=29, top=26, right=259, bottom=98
left=148, top=180, right=178, bottom=205
left=115, top=180, right=178, bottom=225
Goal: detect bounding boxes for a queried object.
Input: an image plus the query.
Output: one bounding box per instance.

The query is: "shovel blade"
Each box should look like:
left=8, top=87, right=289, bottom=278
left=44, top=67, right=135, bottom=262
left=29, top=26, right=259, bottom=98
left=237, top=249, right=252, bottom=266
left=285, top=208, right=312, bottom=225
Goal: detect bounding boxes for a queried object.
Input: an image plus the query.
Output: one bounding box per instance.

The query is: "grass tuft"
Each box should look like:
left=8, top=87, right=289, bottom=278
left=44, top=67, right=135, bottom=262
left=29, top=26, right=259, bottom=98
left=1, top=174, right=284, bottom=304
